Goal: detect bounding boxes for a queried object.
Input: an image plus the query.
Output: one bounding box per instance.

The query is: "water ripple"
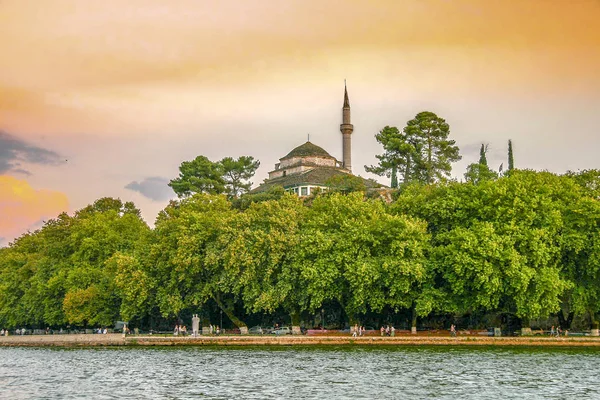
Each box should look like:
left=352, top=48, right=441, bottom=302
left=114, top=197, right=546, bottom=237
left=1, top=346, right=599, bottom=399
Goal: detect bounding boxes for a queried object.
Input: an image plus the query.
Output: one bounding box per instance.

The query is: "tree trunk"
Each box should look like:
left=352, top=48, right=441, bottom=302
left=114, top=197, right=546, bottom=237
left=590, top=310, right=599, bottom=336
left=213, top=295, right=248, bottom=334
left=411, top=305, right=417, bottom=334
left=557, top=311, right=574, bottom=330
left=290, top=310, right=302, bottom=335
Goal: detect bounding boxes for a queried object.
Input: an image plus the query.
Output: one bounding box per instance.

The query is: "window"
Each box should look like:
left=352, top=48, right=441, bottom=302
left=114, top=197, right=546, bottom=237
left=301, top=187, right=308, bottom=196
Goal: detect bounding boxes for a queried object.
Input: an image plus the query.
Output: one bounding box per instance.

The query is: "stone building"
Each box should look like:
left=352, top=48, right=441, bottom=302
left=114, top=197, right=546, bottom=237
left=252, top=84, right=381, bottom=196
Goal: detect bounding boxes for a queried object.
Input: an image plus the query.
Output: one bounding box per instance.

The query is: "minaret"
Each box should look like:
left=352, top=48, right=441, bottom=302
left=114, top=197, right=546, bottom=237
left=340, top=81, right=353, bottom=172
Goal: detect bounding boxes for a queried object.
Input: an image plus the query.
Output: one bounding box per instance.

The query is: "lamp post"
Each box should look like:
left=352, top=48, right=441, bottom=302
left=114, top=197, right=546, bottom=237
left=220, top=310, right=223, bottom=332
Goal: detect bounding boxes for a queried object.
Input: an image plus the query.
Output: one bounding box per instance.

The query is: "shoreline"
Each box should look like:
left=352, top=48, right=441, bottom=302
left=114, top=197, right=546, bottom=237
left=2, top=334, right=600, bottom=348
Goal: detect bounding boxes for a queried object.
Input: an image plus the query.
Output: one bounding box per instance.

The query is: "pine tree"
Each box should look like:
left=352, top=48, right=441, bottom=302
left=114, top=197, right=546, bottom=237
left=366, top=112, right=461, bottom=185
left=508, top=140, right=514, bottom=171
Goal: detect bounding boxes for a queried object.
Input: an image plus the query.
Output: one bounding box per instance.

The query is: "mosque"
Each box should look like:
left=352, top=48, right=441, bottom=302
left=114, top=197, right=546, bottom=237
left=251, top=84, right=381, bottom=196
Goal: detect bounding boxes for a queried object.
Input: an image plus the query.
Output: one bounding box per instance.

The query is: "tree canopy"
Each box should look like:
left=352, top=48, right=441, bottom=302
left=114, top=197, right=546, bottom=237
left=366, top=112, right=461, bottom=186
left=169, top=155, right=259, bottom=199
left=2, top=167, right=599, bottom=333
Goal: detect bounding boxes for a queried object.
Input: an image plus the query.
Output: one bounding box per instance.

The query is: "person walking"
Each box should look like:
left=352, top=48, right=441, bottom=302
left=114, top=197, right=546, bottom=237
left=450, top=324, right=456, bottom=337
left=380, top=326, right=384, bottom=336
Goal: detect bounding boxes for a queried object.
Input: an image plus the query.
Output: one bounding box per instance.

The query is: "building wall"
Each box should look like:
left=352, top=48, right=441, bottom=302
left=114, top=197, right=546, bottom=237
left=280, top=156, right=336, bottom=169
left=269, top=165, right=316, bottom=179
left=285, top=185, right=328, bottom=197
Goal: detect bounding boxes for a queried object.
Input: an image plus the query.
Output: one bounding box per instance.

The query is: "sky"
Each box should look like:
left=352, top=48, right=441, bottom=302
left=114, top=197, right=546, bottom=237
left=1, top=0, right=599, bottom=246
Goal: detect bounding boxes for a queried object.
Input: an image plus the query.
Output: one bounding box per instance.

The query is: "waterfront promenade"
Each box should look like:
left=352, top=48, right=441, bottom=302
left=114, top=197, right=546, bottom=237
left=2, top=333, right=600, bottom=347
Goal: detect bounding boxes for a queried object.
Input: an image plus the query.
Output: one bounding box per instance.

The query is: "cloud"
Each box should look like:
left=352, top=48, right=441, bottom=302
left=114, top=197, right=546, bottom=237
left=125, top=176, right=173, bottom=201
left=0, top=131, right=64, bottom=174
left=0, top=176, right=69, bottom=245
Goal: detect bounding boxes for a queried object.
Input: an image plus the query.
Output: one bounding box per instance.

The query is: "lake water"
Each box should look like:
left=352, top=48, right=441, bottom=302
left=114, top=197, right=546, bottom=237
left=1, top=345, right=599, bottom=399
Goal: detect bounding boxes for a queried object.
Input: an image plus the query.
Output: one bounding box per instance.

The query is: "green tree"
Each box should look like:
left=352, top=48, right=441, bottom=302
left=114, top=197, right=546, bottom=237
left=464, top=144, right=498, bottom=184
left=169, top=156, right=226, bottom=197
left=508, top=139, right=515, bottom=171
left=367, top=112, right=461, bottom=185
left=220, top=194, right=307, bottom=332
left=220, top=156, right=260, bottom=198
left=325, top=174, right=367, bottom=194
left=150, top=194, right=249, bottom=331
left=405, top=111, right=461, bottom=184
left=294, top=193, right=428, bottom=325
left=0, top=198, right=150, bottom=329
left=366, top=126, right=418, bottom=186
left=169, top=155, right=259, bottom=199
left=394, top=171, right=577, bottom=326
left=559, top=170, right=600, bottom=328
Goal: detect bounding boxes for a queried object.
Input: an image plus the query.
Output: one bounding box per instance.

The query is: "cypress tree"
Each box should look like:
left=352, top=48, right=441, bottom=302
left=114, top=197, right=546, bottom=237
left=479, top=144, right=488, bottom=166
left=508, top=140, right=514, bottom=171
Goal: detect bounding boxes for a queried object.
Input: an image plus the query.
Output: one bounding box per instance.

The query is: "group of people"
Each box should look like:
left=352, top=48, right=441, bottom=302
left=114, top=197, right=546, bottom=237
left=351, top=324, right=368, bottom=337
left=549, top=326, right=568, bottom=337
left=380, top=325, right=396, bottom=336
left=173, top=323, right=222, bottom=336
left=173, top=324, right=188, bottom=336
left=3, top=328, right=26, bottom=336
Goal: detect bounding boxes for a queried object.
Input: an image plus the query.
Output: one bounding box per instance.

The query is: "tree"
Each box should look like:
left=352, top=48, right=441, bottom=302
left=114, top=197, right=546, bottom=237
left=406, top=112, right=462, bottom=184
left=149, top=194, right=250, bottom=332
left=464, top=144, right=498, bottom=184
left=394, top=171, right=578, bottom=327
left=508, top=139, right=515, bottom=171
left=169, top=155, right=259, bottom=199
left=390, top=165, right=398, bottom=189
left=325, top=174, right=367, bottom=194
left=220, top=194, right=307, bottom=333
left=366, top=126, right=418, bottom=186
left=0, top=198, right=150, bottom=329
left=220, top=156, right=260, bottom=198
left=169, top=156, right=226, bottom=197
left=367, top=112, right=461, bottom=186
left=294, top=193, right=428, bottom=325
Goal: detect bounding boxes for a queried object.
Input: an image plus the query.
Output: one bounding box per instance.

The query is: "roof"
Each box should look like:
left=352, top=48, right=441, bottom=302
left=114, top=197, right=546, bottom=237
left=251, top=167, right=383, bottom=193
left=281, top=141, right=334, bottom=160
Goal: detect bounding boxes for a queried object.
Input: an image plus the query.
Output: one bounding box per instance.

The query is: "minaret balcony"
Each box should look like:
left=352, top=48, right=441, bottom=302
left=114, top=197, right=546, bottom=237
left=340, top=123, right=354, bottom=132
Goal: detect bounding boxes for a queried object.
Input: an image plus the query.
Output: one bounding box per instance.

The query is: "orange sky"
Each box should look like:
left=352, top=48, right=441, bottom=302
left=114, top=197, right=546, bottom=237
left=1, top=0, right=599, bottom=245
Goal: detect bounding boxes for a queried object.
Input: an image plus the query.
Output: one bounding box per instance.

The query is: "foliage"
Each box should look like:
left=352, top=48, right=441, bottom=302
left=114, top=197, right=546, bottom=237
left=464, top=144, right=498, bottom=184
left=366, top=112, right=461, bottom=185
left=169, top=155, right=259, bottom=199
left=508, top=139, right=515, bottom=171
left=0, top=198, right=150, bottom=328
left=2, top=169, right=599, bottom=331
left=325, top=174, right=367, bottom=194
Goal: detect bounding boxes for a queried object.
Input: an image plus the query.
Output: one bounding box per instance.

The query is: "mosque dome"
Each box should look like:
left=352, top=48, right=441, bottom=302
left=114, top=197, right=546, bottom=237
left=281, top=141, right=334, bottom=160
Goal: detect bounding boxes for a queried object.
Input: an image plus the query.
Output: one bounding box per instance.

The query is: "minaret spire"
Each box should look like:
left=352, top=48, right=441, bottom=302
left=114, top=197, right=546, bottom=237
left=340, top=81, right=354, bottom=172
left=343, top=79, right=349, bottom=108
